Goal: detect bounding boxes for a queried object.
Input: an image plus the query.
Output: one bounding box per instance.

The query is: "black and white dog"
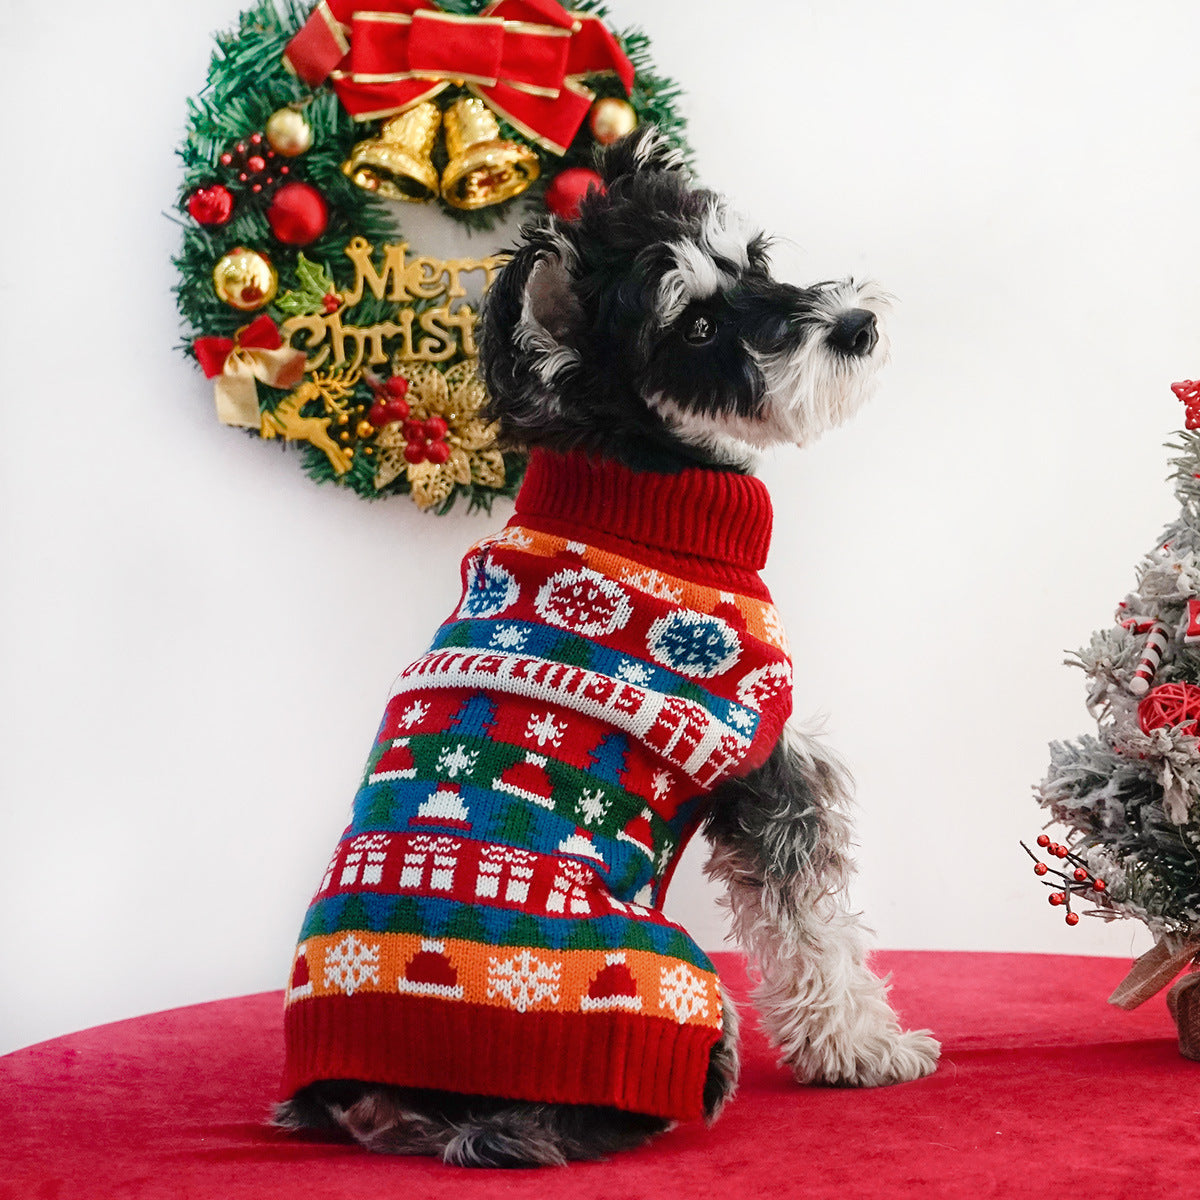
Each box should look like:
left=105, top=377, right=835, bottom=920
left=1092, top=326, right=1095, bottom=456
left=276, top=127, right=938, bottom=1165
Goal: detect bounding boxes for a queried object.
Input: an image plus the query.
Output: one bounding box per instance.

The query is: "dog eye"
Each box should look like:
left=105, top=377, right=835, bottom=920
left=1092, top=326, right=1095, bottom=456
left=683, top=313, right=716, bottom=345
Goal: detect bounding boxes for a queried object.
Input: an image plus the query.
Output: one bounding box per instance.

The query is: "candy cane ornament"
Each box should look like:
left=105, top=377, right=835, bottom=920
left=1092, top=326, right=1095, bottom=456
left=1128, top=621, right=1169, bottom=695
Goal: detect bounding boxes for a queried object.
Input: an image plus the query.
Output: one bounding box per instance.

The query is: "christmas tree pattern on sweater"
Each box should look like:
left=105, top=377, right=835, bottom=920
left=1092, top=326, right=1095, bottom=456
left=283, top=451, right=792, bottom=1120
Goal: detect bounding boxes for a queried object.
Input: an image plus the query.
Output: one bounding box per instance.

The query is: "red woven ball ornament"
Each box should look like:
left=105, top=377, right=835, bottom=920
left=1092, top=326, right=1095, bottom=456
left=1137, top=682, right=1200, bottom=736
left=265, top=181, right=328, bottom=245
left=545, top=167, right=605, bottom=220
left=187, top=184, right=234, bottom=226
left=1173, top=379, right=1200, bottom=430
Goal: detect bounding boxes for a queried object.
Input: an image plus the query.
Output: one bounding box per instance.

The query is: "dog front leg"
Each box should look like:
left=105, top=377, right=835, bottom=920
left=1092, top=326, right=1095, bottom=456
left=703, top=729, right=940, bottom=1087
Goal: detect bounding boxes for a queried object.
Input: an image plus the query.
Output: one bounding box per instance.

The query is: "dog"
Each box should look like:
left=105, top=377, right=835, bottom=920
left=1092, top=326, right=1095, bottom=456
left=274, top=126, right=939, bottom=1167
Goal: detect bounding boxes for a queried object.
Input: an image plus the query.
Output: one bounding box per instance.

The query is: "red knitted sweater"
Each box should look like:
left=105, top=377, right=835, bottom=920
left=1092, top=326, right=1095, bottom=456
left=282, top=450, right=793, bottom=1120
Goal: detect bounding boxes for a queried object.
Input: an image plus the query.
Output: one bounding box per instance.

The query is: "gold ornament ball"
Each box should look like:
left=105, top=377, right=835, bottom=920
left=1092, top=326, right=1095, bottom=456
left=589, top=97, right=637, bottom=146
left=265, top=107, right=314, bottom=157
left=212, top=247, right=278, bottom=310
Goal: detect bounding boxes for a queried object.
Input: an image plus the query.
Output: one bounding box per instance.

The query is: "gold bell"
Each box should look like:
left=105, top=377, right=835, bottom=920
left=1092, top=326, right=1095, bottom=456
left=440, top=97, right=540, bottom=210
left=342, top=101, right=441, bottom=201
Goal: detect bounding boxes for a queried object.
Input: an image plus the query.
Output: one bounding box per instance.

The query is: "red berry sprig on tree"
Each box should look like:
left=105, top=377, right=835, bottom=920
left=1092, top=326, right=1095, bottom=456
left=219, top=131, right=291, bottom=197
left=1022, top=835, right=1108, bottom=925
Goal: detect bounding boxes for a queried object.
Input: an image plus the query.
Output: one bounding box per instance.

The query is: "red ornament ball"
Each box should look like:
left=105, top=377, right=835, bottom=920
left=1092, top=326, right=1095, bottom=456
left=425, top=440, right=451, bottom=465
left=265, top=182, right=328, bottom=246
left=1173, top=380, right=1200, bottom=430
left=424, top=416, right=448, bottom=441
left=1137, top=682, right=1200, bottom=737
left=545, top=168, right=606, bottom=220
left=1065, top=912, right=1080, bottom=926
left=187, top=184, right=234, bottom=226
left=385, top=375, right=409, bottom=399
left=403, top=441, right=426, bottom=464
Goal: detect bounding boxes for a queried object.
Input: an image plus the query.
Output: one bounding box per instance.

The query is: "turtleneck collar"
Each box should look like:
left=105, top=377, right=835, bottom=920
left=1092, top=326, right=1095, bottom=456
left=513, top=449, right=773, bottom=571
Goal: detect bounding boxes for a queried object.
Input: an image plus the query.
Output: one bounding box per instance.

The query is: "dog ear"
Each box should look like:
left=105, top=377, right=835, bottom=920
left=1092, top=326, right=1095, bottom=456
left=478, top=228, right=583, bottom=438
left=595, top=125, right=688, bottom=185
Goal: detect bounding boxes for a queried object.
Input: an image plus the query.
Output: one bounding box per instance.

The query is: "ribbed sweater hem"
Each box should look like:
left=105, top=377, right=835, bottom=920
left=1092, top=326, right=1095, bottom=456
left=283, top=994, right=719, bottom=1121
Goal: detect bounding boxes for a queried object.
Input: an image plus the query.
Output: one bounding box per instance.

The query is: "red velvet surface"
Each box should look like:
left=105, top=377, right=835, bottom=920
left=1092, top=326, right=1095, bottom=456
left=4, top=951, right=1199, bottom=1199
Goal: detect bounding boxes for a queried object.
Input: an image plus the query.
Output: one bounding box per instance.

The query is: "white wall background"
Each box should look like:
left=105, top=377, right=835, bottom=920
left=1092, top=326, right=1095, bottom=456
left=2, top=0, right=1198, bottom=1055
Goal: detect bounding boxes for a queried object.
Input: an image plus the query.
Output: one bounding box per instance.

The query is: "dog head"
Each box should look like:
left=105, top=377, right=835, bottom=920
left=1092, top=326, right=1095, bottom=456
left=478, top=127, right=889, bottom=471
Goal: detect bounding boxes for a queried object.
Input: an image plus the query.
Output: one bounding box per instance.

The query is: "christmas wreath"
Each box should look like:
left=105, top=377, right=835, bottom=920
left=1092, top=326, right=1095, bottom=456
left=175, top=0, right=690, bottom=511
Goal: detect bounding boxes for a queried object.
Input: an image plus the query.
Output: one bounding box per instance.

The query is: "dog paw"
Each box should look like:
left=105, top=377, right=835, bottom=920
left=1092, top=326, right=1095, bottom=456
left=788, top=1027, right=940, bottom=1088
left=864, top=1028, right=940, bottom=1086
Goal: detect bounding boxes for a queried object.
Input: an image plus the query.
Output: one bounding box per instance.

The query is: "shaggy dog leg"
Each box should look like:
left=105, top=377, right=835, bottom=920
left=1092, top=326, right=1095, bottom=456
left=705, top=731, right=940, bottom=1087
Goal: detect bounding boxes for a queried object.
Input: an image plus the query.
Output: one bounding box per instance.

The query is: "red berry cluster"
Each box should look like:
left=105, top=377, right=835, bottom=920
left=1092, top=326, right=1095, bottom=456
left=402, top=415, right=451, bottom=465
left=220, top=132, right=291, bottom=196
left=1173, top=379, right=1200, bottom=431
left=367, top=375, right=411, bottom=428
left=365, top=376, right=452, bottom=465
left=1023, top=834, right=1107, bottom=926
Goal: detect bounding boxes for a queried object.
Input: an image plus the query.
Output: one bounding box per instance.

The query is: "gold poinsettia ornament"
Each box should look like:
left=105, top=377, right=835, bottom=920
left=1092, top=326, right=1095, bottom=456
left=374, top=360, right=506, bottom=509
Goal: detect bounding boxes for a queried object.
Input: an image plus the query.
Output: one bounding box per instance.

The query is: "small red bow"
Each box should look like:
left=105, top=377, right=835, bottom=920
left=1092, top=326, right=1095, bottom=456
left=193, top=315, right=307, bottom=427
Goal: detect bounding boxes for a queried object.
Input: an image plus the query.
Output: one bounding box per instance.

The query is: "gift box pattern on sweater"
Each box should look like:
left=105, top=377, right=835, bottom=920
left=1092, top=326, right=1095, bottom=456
left=283, top=451, right=792, bottom=1120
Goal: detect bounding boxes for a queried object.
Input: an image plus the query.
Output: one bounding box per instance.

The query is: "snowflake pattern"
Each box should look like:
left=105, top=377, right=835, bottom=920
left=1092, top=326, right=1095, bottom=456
left=621, top=568, right=683, bottom=604
left=323, top=934, right=381, bottom=996
left=487, top=949, right=562, bottom=1012
left=650, top=770, right=673, bottom=803
left=399, top=699, right=430, bottom=730
left=436, top=743, right=478, bottom=779
left=493, top=527, right=533, bottom=549
left=615, top=658, right=654, bottom=686
left=728, top=706, right=756, bottom=733
left=576, top=787, right=611, bottom=826
left=647, top=610, right=740, bottom=678
left=489, top=624, right=528, bottom=651
left=659, top=963, right=709, bottom=1024
left=524, top=711, right=567, bottom=748
left=458, top=557, right=520, bottom=619
left=762, top=605, right=789, bottom=652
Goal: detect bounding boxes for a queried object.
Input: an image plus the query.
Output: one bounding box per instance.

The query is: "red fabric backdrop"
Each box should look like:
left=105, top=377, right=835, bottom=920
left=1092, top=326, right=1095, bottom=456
left=3, top=951, right=1199, bottom=1199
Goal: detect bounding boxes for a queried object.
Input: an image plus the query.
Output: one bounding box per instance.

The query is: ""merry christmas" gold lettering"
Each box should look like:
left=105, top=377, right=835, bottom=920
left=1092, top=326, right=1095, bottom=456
left=281, top=238, right=506, bottom=372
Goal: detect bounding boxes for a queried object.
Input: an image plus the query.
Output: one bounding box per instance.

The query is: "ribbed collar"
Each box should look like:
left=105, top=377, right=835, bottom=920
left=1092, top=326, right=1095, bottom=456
left=513, top=449, right=773, bottom=571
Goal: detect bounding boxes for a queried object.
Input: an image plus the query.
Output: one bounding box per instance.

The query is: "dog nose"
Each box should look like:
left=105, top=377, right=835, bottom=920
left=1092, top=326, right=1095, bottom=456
left=828, top=309, right=878, bottom=358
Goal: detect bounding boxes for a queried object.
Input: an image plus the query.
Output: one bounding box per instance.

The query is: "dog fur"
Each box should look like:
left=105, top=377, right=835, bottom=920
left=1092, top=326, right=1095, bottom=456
left=274, top=127, right=939, bottom=1167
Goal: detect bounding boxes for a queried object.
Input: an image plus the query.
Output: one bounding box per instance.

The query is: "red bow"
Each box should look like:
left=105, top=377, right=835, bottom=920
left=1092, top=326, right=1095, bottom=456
left=194, top=314, right=287, bottom=378
left=283, top=0, right=634, bottom=155
left=193, top=315, right=307, bottom=427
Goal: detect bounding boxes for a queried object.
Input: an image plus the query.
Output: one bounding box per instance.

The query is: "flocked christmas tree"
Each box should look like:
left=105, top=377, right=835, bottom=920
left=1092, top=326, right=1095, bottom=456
left=1033, top=379, right=1200, bottom=1058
